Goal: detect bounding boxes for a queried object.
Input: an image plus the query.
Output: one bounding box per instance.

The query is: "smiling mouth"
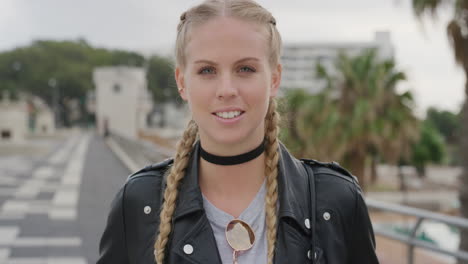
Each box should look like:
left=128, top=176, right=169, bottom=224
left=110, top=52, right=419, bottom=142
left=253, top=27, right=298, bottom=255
left=213, top=111, right=244, bottom=119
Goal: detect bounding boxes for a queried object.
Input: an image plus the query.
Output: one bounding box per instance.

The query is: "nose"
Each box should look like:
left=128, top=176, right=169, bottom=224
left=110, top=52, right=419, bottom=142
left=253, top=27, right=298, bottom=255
left=216, top=73, right=238, bottom=99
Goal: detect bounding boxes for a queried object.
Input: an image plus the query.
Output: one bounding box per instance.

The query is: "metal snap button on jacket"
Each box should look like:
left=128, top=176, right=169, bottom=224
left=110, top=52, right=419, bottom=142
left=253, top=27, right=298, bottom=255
left=183, top=244, right=194, bottom=255
left=323, top=212, right=331, bottom=221
left=144, top=206, right=151, bottom=214
left=304, top=218, right=311, bottom=229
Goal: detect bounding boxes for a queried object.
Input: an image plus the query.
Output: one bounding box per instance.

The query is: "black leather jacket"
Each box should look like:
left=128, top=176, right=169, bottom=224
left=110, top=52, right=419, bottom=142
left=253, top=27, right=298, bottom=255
left=97, top=142, right=379, bottom=264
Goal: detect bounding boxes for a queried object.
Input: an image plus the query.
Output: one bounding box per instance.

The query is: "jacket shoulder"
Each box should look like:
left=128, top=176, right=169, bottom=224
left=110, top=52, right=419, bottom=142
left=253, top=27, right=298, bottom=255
left=301, top=159, right=363, bottom=227
left=120, top=158, right=174, bottom=217
left=123, top=158, right=173, bottom=202
left=301, top=158, right=360, bottom=187
left=126, top=158, right=174, bottom=182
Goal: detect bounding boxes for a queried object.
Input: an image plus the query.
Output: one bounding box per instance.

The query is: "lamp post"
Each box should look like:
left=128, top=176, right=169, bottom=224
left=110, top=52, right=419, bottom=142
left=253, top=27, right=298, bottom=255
left=10, top=61, right=22, bottom=100
left=48, top=78, right=59, bottom=128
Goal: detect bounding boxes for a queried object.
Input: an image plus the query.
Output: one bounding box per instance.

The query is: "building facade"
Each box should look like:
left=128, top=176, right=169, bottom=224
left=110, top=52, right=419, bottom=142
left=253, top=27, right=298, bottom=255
left=280, top=31, right=394, bottom=94
left=93, top=66, right=153, bottom=139
left=0, top=94, right=27, bottom=143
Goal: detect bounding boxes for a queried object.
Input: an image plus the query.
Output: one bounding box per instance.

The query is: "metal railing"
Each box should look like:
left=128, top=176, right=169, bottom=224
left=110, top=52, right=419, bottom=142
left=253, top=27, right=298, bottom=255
left=366, top=198, right=468, bottom=264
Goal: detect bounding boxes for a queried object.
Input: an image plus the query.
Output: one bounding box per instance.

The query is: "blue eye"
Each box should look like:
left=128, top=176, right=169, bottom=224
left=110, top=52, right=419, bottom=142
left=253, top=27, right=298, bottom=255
left=239, top=66, right=255, bottom=73
left=199, top=67, right=215, bottom=74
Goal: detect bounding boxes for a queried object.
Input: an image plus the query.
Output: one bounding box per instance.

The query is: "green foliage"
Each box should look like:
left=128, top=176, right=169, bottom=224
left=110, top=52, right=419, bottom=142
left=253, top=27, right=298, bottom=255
left=411, top=120, right=446, bottom=175
left=146, top=55, right=179, bottom=105
left=426, top=107, right=460, bottom=144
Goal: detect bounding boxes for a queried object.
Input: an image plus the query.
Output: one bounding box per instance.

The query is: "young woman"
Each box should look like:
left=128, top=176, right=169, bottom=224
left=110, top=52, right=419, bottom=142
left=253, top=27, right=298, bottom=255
left=97, top=0, right=379, bottom=263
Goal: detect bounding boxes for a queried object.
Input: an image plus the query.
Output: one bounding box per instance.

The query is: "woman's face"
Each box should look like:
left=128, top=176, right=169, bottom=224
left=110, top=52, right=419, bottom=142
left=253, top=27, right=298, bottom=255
left=176, top=16, right=281, bottom=154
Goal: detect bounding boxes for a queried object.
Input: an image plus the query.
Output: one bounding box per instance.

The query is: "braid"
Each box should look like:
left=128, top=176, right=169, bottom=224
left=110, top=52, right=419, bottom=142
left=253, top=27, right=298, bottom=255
left=177, top=11, right=188, bottom=32
left=154, top=120, right=198, bottom=264
left=264, top=98, right=280, bottom=264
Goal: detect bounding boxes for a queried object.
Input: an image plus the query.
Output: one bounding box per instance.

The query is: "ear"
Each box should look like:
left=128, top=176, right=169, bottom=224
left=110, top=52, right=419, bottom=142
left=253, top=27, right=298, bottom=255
left=270, top=63, right=282, bottom=97
left=175, top=67, right=188, bottom=101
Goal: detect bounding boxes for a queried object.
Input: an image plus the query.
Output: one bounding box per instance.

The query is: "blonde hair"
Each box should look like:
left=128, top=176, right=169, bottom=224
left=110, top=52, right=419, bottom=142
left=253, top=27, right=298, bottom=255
left=155, top=1, right=282, bottom=263
left=175, top=0, right=282, bottom=69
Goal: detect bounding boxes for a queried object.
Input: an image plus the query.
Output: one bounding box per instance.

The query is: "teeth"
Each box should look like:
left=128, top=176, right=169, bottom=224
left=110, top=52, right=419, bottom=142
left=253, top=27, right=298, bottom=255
left=216, top=111, right=241, bottom=119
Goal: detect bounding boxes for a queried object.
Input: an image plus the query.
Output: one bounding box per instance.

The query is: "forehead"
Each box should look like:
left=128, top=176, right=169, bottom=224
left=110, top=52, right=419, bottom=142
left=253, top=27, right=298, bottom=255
left=185, top=16, right=269, bottom=64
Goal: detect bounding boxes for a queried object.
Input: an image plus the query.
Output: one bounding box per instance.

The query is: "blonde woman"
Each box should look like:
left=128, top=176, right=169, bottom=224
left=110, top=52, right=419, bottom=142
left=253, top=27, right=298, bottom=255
left=97, top=0, right=379, bottom=263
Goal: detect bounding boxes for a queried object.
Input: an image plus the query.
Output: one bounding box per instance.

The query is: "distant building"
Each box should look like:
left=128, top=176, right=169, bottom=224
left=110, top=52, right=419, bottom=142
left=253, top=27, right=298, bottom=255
left=93, top=66, right=153, bottom=139
left=0, top=92, right=27, bottom=143
left=281, top=31, right=394, bottom=94
left=150, top=102, right=189, bottom=128
left=31, top=96, right=55, bottom=135
left=0, top=91, right=55, bottom=142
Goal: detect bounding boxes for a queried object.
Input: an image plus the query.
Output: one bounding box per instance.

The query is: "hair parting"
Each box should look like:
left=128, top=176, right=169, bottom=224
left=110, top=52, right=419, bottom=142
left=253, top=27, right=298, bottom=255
left=175, top=0, right=282, bottom=69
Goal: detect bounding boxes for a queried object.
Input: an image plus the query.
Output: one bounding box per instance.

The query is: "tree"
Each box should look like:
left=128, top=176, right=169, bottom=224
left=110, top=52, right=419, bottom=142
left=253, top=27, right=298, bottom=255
left=146, top=55, right=178, bottom=105
left=411, top=121, right=446, bottom=177
left=280, top=88, right=345, bottom=161
left=281, top=49, right=419, bottom=189
left=411, top=1, right=468, bottom=261
left=426, top=107, right=460, bottom=144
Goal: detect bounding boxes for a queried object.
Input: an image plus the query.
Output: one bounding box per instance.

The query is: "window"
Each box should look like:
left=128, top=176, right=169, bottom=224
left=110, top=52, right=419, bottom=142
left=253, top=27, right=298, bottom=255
left=1, top=130, right=11, bottom=139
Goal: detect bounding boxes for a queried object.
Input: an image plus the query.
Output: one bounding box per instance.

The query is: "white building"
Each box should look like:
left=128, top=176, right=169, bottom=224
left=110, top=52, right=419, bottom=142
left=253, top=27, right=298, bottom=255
left=93, top=66, right=153, bottom=139
left=281, top=31, right=394, bottom=94
left=20, top=95, right=56, bottom=135
left=0, top=93, right=28, bottom=143
left=34, top=108, right=55, bottom=135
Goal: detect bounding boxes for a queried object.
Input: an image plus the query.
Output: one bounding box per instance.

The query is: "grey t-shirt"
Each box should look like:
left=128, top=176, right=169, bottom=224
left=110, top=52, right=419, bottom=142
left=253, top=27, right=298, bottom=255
left=202, top=182, right=267, bottom=264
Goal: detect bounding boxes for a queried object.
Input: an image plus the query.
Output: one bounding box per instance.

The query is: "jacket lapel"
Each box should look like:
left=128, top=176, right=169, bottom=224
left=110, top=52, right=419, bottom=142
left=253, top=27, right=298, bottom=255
left=274, top=143, right=312, bottom=263
left=277, top=142, right=311, bottom=235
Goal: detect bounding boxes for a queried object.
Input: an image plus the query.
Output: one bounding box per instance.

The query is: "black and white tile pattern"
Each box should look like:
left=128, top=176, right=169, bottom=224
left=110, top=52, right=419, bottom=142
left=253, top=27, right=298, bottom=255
left=0, top=132, right=89, bottom=264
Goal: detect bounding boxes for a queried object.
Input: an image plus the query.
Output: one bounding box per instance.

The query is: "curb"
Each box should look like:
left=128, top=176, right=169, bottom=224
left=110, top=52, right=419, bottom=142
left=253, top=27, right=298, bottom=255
left=105, top=137, right=140, bottom=173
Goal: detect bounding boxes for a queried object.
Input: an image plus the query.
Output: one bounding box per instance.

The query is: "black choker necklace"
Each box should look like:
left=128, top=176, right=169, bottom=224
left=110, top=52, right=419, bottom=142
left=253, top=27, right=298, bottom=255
left=200, top=141, right=265, bottom=166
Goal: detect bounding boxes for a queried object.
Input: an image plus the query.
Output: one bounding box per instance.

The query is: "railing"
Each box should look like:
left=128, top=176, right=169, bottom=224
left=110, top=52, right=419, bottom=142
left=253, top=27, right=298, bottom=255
left=366, top=198, right=468, bottom=264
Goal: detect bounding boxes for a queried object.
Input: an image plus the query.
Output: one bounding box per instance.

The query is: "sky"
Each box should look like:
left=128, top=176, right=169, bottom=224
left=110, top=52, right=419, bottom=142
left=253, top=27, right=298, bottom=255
left=0, top=0, right=465, bottom=116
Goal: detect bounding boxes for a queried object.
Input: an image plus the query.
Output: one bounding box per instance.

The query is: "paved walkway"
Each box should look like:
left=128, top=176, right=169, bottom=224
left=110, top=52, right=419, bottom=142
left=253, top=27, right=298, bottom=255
left=0, top=130, right=131, bottom=263
left=0, top=130, right=89, bottom=263
left=367, top=191, right=458, bottom=212
left=376, top=236, right=454, bottom=264
left=78, top=132, right=131, bottom=263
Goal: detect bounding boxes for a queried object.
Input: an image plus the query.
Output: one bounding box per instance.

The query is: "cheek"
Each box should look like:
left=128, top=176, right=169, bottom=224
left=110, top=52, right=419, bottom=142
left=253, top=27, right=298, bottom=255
left=184, top=79, right=215, bottom=111
left=245, top=77, right=271, bottom=101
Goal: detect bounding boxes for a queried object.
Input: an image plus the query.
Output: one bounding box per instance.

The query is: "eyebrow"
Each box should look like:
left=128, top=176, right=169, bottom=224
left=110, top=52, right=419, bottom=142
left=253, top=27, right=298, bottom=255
left=193, top=57, right=260, bottom=65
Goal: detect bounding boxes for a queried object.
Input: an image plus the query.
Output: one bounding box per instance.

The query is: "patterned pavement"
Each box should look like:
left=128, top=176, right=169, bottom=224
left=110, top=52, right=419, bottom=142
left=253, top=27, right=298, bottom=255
left=0, top=130, right=131, bottom=263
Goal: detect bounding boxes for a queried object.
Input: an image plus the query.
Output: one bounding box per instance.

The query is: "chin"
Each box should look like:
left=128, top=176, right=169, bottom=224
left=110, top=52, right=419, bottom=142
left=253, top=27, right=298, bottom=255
left=211, top=132, right=248, bottom=146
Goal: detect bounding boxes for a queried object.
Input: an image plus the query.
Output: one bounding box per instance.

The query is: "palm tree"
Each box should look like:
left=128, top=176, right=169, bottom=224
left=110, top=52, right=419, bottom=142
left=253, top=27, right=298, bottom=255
left=281, top=49, right=419, bottom=189
left=337, top=50, right=419, bottom=188
left=280, top=88, right=346, bottom=160
left=411, top=1, right=468, bottom=262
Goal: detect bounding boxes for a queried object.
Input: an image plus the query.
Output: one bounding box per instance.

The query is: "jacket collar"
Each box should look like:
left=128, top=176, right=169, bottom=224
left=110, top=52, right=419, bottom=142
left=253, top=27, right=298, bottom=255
left=173, top=141, right=311, bottom=234
left=276, top=142, right=310, bottom=234
left=173, top=141, right=204, bottom=220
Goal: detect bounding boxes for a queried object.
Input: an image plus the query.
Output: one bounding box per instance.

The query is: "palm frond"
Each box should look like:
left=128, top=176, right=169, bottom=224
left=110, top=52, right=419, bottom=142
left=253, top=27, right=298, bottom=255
left=412, top=0, right=446, bottom=18
left=447, top=19, right=468, bottom=68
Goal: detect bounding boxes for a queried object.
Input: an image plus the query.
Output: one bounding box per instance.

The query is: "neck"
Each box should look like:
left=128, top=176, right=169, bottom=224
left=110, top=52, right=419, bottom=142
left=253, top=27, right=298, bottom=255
left=199, top=152, right=265, bottom=207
